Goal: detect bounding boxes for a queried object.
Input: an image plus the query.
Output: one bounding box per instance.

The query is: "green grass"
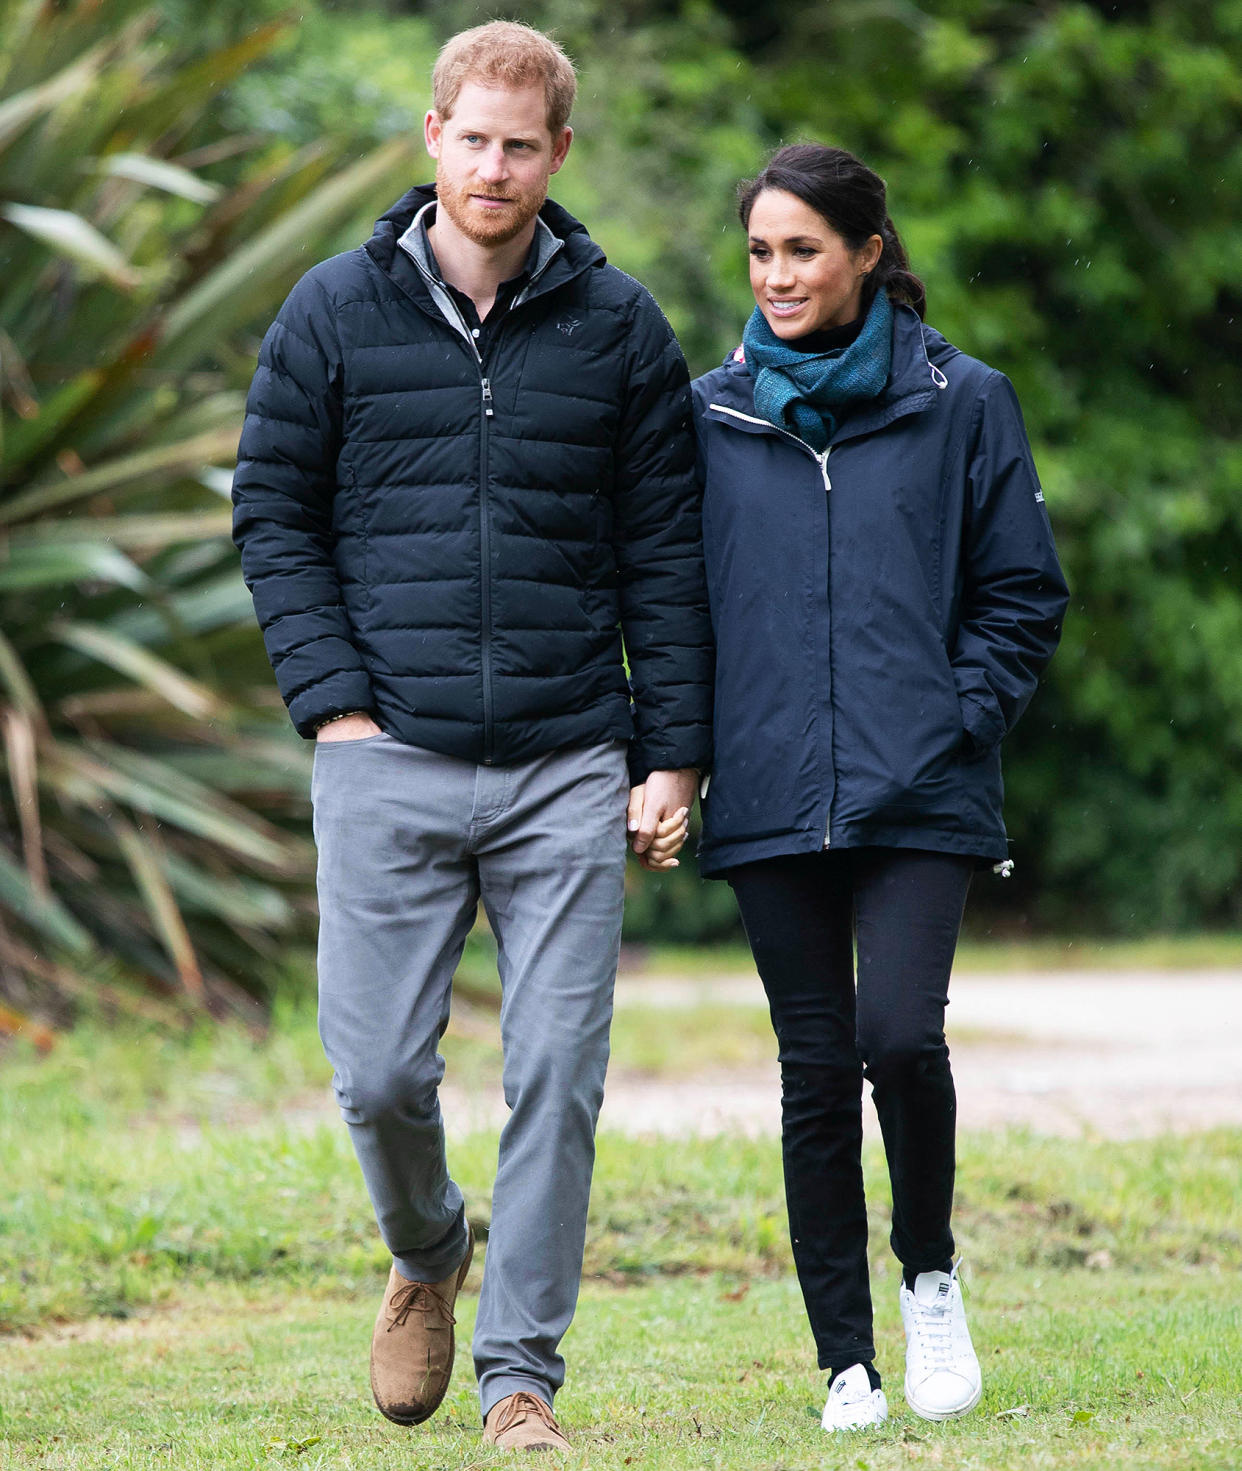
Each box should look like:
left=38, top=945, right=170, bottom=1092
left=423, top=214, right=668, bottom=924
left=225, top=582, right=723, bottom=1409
left=609, top=1001, right=777, bottom=1073
left=3, top=1271, right=1239, bottom=1470
left=2, top=1009, right=1240, bottom=1468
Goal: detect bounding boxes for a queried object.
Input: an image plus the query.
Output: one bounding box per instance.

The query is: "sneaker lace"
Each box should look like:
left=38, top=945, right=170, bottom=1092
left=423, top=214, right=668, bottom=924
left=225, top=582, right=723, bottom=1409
left=386, top=1278, right=455, bottom=1331
left=911, top=1281, right=957, bottom=1367
left=493, top=1392, right=560, bottom=1436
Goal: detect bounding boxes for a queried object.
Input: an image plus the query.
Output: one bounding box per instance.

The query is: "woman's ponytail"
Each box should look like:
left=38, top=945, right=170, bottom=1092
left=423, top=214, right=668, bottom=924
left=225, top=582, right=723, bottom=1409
left=871, top=215, right=925, bottom=319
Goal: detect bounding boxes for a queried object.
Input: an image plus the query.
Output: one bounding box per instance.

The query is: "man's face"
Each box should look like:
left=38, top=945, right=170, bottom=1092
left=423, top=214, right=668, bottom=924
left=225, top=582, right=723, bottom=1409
left=425, top=80, right=572, bottom=248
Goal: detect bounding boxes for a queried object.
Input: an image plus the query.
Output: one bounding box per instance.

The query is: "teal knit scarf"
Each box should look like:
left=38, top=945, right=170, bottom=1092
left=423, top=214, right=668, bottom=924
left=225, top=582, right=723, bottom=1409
left=743, top=289, right=893, bottom=452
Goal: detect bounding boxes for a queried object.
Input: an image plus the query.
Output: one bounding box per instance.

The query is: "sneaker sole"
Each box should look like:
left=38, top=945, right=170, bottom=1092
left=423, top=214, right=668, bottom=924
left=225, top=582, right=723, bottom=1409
left=373, top=1232, right=475, bottom=1426
left=904, top=1380, right=982, bottom=1422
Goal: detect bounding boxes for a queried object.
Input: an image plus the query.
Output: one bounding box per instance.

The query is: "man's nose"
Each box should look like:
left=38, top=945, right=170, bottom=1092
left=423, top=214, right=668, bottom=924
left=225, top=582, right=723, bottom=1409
left=476, top=145, right=509, bottom=184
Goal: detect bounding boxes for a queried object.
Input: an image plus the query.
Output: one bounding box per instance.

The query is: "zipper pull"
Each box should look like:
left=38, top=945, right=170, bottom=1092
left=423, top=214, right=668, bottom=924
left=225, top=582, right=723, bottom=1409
left=481, top=377, right=494, bottom=418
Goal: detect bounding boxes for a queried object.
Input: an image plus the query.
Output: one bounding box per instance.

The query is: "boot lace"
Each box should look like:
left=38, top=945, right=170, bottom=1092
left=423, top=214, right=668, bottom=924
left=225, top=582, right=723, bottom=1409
left=386, top=1278, right=456, bottom=1331
left=493, top=1392, right=560, bottom=1436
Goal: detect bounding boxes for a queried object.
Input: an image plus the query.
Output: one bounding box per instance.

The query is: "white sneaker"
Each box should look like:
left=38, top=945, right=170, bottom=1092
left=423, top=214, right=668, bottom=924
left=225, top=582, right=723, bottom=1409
left=900, top=1264, right=982, bottom=1420
left=821, top=1362, right=888, bottom=1432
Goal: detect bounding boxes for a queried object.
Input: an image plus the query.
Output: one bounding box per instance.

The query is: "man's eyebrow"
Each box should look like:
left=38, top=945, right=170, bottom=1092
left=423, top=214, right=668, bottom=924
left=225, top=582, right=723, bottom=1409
left=453, top=124, right=542, bottom=144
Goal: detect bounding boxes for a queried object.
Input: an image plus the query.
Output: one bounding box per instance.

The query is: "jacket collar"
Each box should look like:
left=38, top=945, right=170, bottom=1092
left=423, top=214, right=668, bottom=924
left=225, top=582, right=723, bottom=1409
left=397, top=200, right=562, bottom=284
left=363, top=183, right=604, bottom=312
left=711, top=303, right=956, bottom=446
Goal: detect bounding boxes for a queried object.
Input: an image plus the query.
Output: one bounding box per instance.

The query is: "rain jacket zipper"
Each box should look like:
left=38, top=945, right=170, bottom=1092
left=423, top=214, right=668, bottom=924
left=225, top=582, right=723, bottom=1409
left=709, top=402, right=833, bottom=844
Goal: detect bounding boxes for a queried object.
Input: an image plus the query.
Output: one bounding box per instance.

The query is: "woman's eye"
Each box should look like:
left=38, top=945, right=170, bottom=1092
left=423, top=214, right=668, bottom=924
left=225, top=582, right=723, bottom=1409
left=748, top=246, right=769, bottom=259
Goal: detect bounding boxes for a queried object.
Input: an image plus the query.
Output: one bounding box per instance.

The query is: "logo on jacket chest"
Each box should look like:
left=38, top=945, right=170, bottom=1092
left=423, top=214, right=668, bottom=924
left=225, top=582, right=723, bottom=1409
left=556, top=314, right=583, bottom=337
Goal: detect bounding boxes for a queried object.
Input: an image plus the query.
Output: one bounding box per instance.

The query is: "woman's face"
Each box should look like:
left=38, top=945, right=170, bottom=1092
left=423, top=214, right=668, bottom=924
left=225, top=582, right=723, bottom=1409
left=747, top=189, right=882, bottom=339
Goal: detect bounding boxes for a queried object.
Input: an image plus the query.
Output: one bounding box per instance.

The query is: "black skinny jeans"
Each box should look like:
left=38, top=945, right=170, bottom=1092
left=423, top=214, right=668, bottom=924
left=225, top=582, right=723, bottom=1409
left=728, top=847, right=972, bottom=1371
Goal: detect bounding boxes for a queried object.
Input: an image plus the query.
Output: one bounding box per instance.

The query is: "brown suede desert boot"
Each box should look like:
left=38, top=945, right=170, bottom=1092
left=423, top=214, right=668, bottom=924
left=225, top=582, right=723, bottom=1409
left=483, top=1392, right=571, bottom=1453
left=370, top=1226, right=474, bottom=1425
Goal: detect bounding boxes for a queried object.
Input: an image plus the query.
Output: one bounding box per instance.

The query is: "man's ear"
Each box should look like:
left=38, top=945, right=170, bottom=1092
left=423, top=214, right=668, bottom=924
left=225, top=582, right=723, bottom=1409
left=549, top=126, right=573, bottom=176
left=424, top=109, right=443, bottom=160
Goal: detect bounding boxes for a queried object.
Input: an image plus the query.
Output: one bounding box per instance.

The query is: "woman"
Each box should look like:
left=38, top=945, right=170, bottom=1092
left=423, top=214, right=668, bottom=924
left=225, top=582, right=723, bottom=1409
left=692, top=145, right=1068, bottom=1432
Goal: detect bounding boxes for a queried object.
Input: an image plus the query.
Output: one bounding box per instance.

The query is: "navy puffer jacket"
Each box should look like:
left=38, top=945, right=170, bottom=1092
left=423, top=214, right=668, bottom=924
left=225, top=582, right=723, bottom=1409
left=693, top=304, right=1068, bottom=876
left=233, top=186, right=713, bottom=781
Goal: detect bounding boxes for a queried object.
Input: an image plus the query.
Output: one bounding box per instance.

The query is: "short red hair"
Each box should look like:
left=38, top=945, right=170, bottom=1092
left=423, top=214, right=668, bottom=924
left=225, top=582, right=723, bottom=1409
left=432, top=21, right=577, bottom=135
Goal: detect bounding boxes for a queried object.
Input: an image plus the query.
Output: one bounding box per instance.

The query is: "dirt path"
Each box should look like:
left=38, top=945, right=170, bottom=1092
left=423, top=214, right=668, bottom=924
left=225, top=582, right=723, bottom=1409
left=585, top=968, right=1242, bottom=1139
left=279, top=966, right=1240, bottom=1143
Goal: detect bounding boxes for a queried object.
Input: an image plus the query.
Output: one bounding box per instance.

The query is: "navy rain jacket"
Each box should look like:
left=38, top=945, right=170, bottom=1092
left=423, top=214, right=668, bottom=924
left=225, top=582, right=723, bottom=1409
left=233, top=186, right=713, bottom=782
left=692, top=304, right=1069, bottom=876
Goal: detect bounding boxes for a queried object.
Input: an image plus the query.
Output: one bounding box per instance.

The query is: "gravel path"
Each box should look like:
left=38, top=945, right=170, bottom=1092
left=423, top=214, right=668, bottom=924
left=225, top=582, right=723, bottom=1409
left=587, top=967, right=1242, bottom=1139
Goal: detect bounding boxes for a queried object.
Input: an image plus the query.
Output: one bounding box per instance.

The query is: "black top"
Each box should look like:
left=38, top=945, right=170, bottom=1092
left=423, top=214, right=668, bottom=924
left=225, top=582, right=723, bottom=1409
left=423, top=220, right=538, bottom=355
left=789, top=314, right=865, bottom=355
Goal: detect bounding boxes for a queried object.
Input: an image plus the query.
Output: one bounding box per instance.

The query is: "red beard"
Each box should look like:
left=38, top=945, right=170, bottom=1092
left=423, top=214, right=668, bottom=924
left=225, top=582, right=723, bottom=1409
left=434, top=164, right=545, bottom=246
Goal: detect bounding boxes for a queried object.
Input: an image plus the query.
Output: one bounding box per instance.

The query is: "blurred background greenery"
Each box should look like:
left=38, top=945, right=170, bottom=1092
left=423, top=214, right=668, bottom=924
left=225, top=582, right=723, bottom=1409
left=1, top=0, right=1240, bottom=1023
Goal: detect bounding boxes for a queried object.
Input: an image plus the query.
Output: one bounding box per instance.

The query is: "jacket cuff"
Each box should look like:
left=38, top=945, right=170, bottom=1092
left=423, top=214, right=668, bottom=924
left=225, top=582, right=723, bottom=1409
left=289, top=672, right=376, bottom=739
left=626, top=742, right=709, bottom=789
left=953, top=667, right=1006, bottom=755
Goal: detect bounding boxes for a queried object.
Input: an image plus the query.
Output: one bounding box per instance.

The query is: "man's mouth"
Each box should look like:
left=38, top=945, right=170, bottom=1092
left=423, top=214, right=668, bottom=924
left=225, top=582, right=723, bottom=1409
left=472, top=195, right=514, bottom=207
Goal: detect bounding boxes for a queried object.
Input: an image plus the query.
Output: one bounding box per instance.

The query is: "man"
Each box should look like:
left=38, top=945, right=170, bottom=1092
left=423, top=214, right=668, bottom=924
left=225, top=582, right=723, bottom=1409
left=232, top=19, right=712, bottom=1456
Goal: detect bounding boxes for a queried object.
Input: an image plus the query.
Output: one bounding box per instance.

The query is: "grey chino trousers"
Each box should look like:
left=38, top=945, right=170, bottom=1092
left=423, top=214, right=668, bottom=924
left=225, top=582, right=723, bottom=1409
left=312, top=732, right=629, bottom=1417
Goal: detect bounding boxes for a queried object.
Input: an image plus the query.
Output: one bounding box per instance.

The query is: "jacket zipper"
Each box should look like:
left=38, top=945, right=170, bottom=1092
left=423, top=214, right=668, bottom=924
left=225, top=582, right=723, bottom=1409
left=402, top=246, right=569, bottom=766
left=709, top=402, right=833, bottom=845
left=479, top=372, right=494, bottom=762
left=425, top=285, right=498, bottom=764
left=708, top=404, right=832, bottom=492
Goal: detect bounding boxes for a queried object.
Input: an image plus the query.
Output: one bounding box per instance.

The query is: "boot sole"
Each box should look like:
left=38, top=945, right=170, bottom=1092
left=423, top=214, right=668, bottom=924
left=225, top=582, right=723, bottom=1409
left=372, top=1229, right=476, bottom=1426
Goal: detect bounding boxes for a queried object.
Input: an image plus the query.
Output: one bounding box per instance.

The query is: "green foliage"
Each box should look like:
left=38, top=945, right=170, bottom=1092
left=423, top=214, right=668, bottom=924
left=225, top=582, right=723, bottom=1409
left=0, top=0, right=419, bottom=1013
left=217, top=0, right=1242, bottom=935
left=4, top=0, right=1239, bottom=1016
left=730, top=0, right=1242, bottom=931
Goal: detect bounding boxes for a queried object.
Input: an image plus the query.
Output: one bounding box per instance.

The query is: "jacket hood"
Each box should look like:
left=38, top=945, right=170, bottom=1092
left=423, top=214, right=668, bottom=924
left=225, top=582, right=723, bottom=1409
left=363, top=183, right=604, bottom=274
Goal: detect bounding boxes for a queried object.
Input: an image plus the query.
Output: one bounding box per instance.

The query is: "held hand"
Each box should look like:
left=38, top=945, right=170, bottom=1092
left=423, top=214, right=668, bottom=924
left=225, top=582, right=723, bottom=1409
left=315, top=713, right=382, bottom=742
left=628, top=768, right=698, bottom=872
left=640, top=807, right=691, bottom=871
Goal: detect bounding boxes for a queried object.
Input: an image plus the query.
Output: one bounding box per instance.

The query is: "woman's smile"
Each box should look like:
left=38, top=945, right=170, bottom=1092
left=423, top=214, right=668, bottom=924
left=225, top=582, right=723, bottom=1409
left=766, top=296, right=810, bottom=318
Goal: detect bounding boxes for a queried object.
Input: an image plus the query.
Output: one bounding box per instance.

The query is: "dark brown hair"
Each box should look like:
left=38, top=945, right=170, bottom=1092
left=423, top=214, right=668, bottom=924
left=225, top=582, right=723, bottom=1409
left=738, top=143, right=926, bottom=319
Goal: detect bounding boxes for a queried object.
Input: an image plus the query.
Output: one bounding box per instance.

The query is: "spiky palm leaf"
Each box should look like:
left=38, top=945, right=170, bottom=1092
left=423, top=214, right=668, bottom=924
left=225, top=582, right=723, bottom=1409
left=0, top=0, right=417, bottom=1027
